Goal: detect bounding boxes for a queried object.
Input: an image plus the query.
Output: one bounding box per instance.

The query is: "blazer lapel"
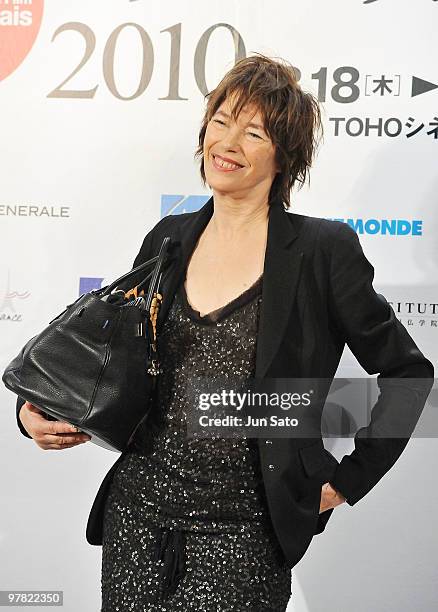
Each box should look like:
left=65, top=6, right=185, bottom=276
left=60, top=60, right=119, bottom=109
left=156, top=198, right=214, bottom=329
left=156, top=194, right=303, bottom=380
left=256, top=197, right=303, bottom=379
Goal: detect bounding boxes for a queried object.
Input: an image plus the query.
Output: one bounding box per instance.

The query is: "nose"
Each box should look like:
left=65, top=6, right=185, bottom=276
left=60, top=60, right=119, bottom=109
left=220, top=124, right=242, bottom=151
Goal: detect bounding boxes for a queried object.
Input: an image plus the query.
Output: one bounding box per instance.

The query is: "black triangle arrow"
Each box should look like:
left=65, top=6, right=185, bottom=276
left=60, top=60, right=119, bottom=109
left=412, top=76, right=438, bottom=97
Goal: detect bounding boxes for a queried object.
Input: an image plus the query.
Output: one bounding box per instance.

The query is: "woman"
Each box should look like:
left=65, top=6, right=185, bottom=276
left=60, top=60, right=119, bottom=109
left=17, top=54, right=434, bottom=611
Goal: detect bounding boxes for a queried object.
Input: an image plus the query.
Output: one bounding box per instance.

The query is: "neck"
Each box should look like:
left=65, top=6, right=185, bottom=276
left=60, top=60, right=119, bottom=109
left=207, top=191, right=270, bottom=240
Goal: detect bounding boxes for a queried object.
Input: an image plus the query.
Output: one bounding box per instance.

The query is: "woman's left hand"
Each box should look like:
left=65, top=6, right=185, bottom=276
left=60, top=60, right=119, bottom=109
left=319, top=482, right=346, bottom=513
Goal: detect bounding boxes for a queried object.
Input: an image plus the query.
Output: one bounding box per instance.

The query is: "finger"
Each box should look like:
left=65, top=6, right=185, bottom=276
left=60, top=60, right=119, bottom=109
left=43, top=436, right=90, bottom=449
left=22, top=402, right=50, bottom=418
left=44, top=433, right=91, bottom=445
left=44, top=442, right=86, bottom=450
left=25, top=405, right=78, bottom=434
left=33, top=422, right=78, bottom=438
left=44, top=420, right=80, bottom=436
left=25, top=402, right=46, bottom=414
left=25, top=407, right=48, bottom=420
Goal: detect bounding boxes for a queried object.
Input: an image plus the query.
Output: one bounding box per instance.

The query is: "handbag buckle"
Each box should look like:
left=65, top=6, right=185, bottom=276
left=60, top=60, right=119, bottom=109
left=147, top=358, right=162, bottom=376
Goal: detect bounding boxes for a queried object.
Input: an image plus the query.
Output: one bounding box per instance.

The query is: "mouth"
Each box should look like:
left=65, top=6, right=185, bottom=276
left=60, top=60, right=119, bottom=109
left=212, top=154, right=244, bottom=172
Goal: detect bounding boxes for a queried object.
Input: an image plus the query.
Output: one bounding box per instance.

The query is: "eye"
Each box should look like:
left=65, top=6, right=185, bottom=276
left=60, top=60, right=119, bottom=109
left=213, top=119, right=226, bottom=125
left=248, top=132, right=262, bottom=139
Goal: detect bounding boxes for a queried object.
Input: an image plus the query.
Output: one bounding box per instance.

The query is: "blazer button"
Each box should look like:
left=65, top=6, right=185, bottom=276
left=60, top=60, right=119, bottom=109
left=268, top=464, right=275, bottom=470
left=265, top=439, right=272, bottom=444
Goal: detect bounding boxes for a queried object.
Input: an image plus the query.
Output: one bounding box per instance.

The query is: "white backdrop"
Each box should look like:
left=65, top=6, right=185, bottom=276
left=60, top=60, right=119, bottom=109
left=1, top=1, right=437, bottom=610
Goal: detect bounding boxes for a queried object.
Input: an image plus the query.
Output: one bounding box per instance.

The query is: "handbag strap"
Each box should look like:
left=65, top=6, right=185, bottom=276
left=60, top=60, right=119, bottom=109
left=143, top=236, right=172, bottom=314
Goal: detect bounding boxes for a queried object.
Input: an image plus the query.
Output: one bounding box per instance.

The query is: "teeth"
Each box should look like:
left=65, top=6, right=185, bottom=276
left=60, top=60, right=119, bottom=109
left=214, top=156, right=240, bottom=170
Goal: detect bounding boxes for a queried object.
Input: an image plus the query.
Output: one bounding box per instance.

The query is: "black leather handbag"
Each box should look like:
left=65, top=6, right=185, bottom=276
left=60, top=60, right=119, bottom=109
left=2, top=236, right=175, bottom=452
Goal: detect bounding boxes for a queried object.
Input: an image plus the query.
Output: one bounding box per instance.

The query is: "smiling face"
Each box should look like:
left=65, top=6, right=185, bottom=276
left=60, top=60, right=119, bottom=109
left=203, top=94, right=280, bottom=201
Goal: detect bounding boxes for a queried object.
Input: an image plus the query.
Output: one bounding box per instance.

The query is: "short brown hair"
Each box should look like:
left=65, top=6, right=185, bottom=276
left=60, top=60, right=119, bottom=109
left=194, top=53, right=324, bottom=210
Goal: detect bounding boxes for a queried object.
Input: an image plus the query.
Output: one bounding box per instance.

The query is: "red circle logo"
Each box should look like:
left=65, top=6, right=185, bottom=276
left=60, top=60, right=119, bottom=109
left=0, top=0, right=44, bottom=82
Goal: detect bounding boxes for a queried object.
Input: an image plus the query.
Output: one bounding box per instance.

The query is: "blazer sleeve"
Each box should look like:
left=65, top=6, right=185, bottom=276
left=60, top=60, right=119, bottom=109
left=16, top=396, right=33, bottom=438
left=326, top=221, right=435, bottom=506
left=15, top=215, right=171, bottom=439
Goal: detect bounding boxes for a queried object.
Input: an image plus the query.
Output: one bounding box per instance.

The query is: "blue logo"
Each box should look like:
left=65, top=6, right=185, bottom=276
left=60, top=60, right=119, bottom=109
left=325, top=218, right=423, bottom=236
left=161, top=194, right=209, bottom=217
left=79, top=277, right=104, bottom=295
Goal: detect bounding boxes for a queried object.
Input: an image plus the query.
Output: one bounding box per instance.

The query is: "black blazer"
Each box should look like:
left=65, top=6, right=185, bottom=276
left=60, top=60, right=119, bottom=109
left=15, top=193, right=435, bottom=569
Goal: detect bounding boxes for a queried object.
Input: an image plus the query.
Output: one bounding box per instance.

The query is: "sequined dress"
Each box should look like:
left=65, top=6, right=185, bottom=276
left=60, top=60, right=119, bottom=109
left=101, top=273, right=292, bottom=611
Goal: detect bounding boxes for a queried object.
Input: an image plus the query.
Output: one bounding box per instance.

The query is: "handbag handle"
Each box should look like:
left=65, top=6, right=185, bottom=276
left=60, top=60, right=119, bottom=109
left=98, top=236, right=173, bottom=299
left=142, top=236, right=172, bottom=314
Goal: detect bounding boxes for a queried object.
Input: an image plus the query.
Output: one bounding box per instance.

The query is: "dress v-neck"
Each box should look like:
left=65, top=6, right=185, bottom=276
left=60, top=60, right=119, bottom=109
left=179, top=274, right=263, bottom=325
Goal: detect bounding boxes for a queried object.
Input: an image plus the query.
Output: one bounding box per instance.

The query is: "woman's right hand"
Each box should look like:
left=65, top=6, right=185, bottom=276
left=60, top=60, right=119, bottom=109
left=19, top=401, right=92, bottom=450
